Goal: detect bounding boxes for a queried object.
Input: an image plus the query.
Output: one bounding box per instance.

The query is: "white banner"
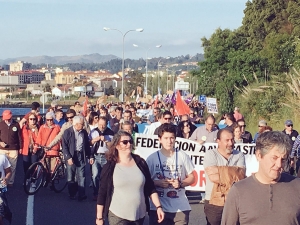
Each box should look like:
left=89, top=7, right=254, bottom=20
left=135, top=134, right=258, bottom=192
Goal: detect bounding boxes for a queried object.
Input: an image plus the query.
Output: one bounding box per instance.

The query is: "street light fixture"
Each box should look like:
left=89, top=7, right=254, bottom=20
left=133, top=44, right=162, bottom=96
left=103, top=27, right=143, bottom=102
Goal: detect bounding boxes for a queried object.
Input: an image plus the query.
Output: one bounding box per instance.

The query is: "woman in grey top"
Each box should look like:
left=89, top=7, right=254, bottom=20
left=96, top=130, right=164, bottom=225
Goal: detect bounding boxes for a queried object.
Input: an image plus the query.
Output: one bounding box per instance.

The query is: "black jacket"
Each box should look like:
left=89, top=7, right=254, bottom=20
left=90, top=127, right=114, bottom=155
left=0, top=120, right=23, bottom=150
left=62, top=126, right=92, bottom=163
left=97, top=154, right=157, bottom=218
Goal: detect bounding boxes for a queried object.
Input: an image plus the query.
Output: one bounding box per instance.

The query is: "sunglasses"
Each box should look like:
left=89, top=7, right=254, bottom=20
left=46, top=119, right=53, bottom=121
left=94, top=117, right=99, bottom=119
left=287, top=124, right=293, bottom=127
left=120, top=140, right=133, bottom=145
left=240, top=125, right=246, bottom=128
left=67, top=116, right=74, bottom=119
left=29, top=118, right=36, bottom=121
left=164, top=117, right=172, bottom=120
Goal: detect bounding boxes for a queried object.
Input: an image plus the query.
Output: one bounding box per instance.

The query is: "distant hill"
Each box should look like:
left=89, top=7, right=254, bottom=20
left=0, top=53, right=119, bottom=65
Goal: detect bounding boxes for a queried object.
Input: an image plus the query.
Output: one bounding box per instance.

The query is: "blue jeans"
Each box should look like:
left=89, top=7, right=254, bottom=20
left=23, top=152, right=38, bottom=173
left=92, top=154, right=107, bottom=196
left=66, top=151, right=86, bottom=198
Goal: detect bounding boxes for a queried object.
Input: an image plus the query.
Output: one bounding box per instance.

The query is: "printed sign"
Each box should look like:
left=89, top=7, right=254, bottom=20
left=135, top=134, right=258, bottom=191
left=206, top=97, right=218, bottom=114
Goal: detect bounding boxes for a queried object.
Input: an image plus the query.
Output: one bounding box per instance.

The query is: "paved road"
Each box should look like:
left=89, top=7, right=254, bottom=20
left=7, top=157, right=207, bottom=225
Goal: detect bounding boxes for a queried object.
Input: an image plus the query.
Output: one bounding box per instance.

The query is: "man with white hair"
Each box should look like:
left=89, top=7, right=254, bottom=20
left=62, top=116, right=93, bottom=201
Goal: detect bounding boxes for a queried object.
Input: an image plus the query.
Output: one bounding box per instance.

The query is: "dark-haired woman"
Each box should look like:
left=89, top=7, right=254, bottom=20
left=96, top=130, right=164, bottom=225
left=20, top=112, right=39, bottom=173
left=177, top=121, right=194, bottom=139
left=88, top=111, right=99, bottom=131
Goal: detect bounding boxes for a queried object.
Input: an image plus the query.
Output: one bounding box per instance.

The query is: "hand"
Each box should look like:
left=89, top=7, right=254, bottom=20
left=0, top=142, right=6, bottom=148
left=291, top=159, right=295, bottom=167
left=197, top=140, right=205, bottom=145
left=158, top=179, right=170, bottom=188
left=90, top=158, right=94, bottom=165
left=2, top=178, right=8, bottom=186
left=157, top=208, right=165, bottom=223
left=99, top=136, right=105, bottom=141
left=170, top=179, right=180, bottom=189
left=19, top=149, right=22, bottom=154
left=67, top=158, right=74, bottom=166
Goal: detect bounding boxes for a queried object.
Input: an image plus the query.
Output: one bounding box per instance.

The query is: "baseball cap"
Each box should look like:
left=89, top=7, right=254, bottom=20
left=2, top=110, right=12, bottom=120
left=258, top=120, right=267, bottom=126
left=285, top=120, right=293, bottom=126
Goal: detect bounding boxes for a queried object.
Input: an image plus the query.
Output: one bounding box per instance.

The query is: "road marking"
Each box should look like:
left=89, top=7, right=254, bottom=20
left=26, top=194, right=34, bottom=225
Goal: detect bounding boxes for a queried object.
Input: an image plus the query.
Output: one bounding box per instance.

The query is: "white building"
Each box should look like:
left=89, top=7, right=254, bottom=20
left=9, top=61, right=31, bottom=72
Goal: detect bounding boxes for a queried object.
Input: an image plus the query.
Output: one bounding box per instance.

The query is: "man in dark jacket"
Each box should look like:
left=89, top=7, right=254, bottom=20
left=62, top=115, right=93, bottom=201
left=0, top=110, right=22, bottom=186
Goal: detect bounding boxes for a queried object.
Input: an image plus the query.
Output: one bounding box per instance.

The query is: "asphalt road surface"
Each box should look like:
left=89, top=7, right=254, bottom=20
left=7, top=156, right=207, bottom=225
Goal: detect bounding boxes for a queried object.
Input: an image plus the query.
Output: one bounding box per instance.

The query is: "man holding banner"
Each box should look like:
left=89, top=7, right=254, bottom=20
left=203, top=129, right=246, bottom=225
left=146, top=124, right=195, bottom=225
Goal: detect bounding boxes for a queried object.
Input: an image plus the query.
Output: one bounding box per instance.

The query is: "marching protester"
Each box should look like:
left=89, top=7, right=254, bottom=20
left=89, top=116, right=114, bottom=201
left=146, top=111, right=164, bottom=135
left=96, top=130, right=164, bottom=225
left=190, top=115, right=218, bottom=145
left=203, top=129, right=246, bottom=225
left=121, top=110, right=139, bottom=133
left=109, top=107, right=123, bottom=134
left=282, top=120, right=299, bottom=175
left=153, top=111, right=174, bottom=135
left=236, top=119, right=252, bottom=143
left=221, top=131, right=300, bottom=224
left=129, top=106, right=142, bottom=123
left=147, top=107, right=161, bottom=124
left=53, top=109, right=65, bottom=128
left=34, top=112, right=61, bottom=172
left=20, top=112, right=39, bottom=173
left=223, top=113, right=235, bottom=131
left=176, top=120, right=193, bottom=139
left=62, top=116, right=92, bottom=201
left=233, top=124, right=247, bottom=144
left=189, top=108, right=201, bottom=124
left=19, top=102, right=43, bottom=128
left=146, top=124, right=195, bottom=225
left=252, top=120, right=267, bottom=143
left=0, top=110, right=22, bottom=186
left=233, top=107, right=244, bottom=121
left=88, top=111, right=100, bottom=131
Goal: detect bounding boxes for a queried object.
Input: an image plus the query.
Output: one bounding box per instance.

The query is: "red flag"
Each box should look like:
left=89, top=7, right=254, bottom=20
left=82, top=95, right=88, bottom=117
left=174, top=91, right=190, bottom=116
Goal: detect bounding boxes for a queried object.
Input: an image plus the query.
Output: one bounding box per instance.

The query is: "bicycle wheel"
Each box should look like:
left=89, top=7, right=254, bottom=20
left=23, top=162, right=45, bottom=195
left=51, top=160, right=67, bottom=193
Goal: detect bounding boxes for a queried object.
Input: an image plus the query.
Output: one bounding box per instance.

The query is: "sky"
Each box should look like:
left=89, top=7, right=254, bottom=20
left=1, top=0, right=249, bottom=60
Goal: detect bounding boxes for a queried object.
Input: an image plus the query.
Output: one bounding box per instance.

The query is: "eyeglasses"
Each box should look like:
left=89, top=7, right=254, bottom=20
left=94, top=117, right=99, bottom=119
left=29, top=118, right=36, bottom=121
left=67, top=116, right=74, bottom=120
left=120, top=140, right=133, bottom=145
left=258, top=125, right=264, bottom=127
left=287, top=124, right=293, bottom=127
left=164, top=117, right=172, bottom=120
left=240, top=125, right=246, bottom=128
left=46, top=119, right=53, bottom=121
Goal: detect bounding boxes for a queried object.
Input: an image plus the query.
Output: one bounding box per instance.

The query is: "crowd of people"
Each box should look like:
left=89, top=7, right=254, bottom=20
left=0, top=99, right=299, bottom=224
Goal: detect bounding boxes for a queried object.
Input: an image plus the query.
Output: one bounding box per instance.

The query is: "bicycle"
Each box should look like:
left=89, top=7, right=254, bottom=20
left=23, top=146, right=68, bottom=195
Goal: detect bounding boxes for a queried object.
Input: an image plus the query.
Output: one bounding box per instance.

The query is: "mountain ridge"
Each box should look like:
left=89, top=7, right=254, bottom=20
left=0, top=53, right=119, bottom=65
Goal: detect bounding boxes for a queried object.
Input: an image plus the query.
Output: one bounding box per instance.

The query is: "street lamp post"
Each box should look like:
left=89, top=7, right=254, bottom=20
left=103, top=27, right=143, bottom=102
left=133, top=44, right=162, bottom=96
left=157, top=56, right=170, bottom=95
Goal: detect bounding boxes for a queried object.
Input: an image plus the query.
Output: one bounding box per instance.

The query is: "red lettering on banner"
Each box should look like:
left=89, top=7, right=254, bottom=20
left=190, top=170, right=206, bottom=187
left=199, top=170, right=206, bottom=187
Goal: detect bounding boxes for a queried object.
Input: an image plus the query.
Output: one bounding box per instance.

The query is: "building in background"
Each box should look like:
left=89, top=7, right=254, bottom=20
left=9, top=61, right=31, bottom=72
